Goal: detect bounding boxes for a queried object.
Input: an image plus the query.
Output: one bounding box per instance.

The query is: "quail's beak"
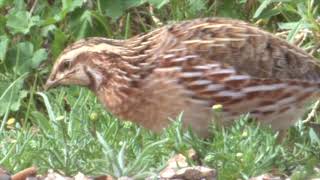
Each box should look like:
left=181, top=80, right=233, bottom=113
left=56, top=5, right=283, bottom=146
left=44, top=69, right=76, bottom=90
left=44, top=72, right=60, bottom=91
left=44, top=78, right=58, bottom=91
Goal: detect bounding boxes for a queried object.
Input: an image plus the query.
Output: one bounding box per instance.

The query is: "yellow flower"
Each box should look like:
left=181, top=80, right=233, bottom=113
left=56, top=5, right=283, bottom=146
left=6, top=117, right=15, bottom=125
left=90, top=112, right=98, bottom=121
left=212, top=104, right=223, bottom=112
left=241, top=131, right=248, bottom=137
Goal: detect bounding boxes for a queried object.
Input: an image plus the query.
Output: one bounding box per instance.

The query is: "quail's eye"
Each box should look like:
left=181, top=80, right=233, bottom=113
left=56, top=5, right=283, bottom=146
left=60, top=60, right=71, bottom=71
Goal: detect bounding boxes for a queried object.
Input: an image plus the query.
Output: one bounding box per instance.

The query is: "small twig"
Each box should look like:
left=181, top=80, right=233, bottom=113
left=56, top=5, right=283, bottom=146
left=29, top=0, right=38, bottom=15
left=309, top=44, right=320, bottom=56
left=275, top=30, right=289, bottom=39
left=294, top=31, right=307, bottom=47
left=148, top=5, right=163, bottom=26
left=303, top=100, right=320, bottom=123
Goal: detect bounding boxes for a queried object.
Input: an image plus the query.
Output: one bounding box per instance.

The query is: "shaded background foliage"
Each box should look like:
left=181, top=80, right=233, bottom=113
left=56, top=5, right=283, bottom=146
left=1, top=0, right=320, bottom=179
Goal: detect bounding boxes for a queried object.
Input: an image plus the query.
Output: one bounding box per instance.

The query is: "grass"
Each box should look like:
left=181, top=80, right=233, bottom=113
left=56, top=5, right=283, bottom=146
left=1, top=0, right=320, bottom=179
left=1, top=87, right=320, bottom=179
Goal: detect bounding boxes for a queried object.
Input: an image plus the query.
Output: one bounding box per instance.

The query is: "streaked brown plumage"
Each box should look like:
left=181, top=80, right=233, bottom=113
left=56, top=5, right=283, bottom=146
left=45, top=18, right=320, bottom=137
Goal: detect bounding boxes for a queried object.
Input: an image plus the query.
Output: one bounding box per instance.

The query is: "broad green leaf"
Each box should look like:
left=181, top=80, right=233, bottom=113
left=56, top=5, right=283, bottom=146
left=188, top=0, right=206, bottom=13
left=100, top=0, right=145, bottom=20
left=42, top=5, right=69, bottom=26
left=6, top=11, right=30, bottom=34
left=62, top=0, right=85, bottom=12
left=6, top=10, right=40, bottom=34
left=12, top=42, right=34, bottom=74
left=76, top=10, right=93, bottom=39
left=254, top=0, right=292, bottom=18
left=286, top=20, right=304, bottom=43
left=100, top=0, right=126, bottom=20
left=31, top=49, right=48, bottom=69
left=0, top=74, right=28, bottom=116
left=52, top=29, right=68, bottom=59
left=309, top=128, right=320, bottom=146
left=217, top=0, right=245, bottom=18
left=124, top=0, right=145, bottom=7
left=5, top=42, right=45, bottom=74
left=10, top=90, right=28, bottom=111
left=41, top=25, right=57, bottom=37
left=256, top=8, right=281, bottom=19
left=0, top=15, right=6, bottom=35
left=278, top=21, right=310, bottom=30
left=0, top=36, right=9, bottom=62
left=90, top=11, right=113, bottom=36
left=13, top=0, right=26, bottom=10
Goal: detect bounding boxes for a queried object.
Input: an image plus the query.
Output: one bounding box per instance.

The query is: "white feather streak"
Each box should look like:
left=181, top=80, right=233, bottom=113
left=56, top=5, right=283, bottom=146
left=215, top=91, right=245, bottom=98
left=155, top=67, right=182, bottom=73
left=207, top=68, right=236, bottom=75
left=163, top=54, right=176, bottom=59
left=189, top=23, right=211, bottom=29
left=224, top=75, right=251, bottom=81
left=193, top=64, right=220, bottom=70
left=180, top=72, right=203, bottom=78
left=205, top=84, right=225, bottom=91
left=199, top=24, right=235, bottom=29
left=189, top=80, right=212, bottom=86
left=277, top=96, right=297, bottom=105
left=243, top=83, right=287, bottom=93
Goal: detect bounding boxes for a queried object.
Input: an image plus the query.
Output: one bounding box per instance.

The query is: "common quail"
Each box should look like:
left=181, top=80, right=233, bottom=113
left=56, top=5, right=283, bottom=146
left=45, top=18, right=320, bottom=137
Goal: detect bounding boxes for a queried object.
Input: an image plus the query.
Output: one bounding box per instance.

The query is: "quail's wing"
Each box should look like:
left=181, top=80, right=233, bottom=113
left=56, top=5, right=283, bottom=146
left=154, top=51, right=319, bottom=122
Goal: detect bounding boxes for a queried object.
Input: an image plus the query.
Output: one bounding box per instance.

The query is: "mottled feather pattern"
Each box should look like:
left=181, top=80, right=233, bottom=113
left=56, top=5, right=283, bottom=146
left=46, top=18, right=320, bottom=137
left=155, top=51, right=319, bottom=127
